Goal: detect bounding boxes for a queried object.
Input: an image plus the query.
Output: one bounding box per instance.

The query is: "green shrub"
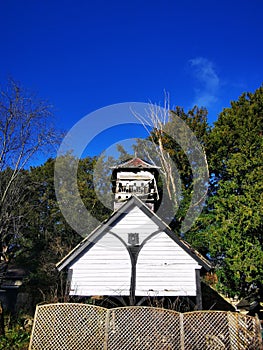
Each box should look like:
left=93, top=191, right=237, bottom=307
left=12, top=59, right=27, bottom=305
left=0, top=322, right=31, bottom=350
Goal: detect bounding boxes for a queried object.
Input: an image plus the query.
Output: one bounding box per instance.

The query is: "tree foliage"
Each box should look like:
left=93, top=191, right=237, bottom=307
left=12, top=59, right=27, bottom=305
left=133, top=91, right=262, bottom=298
left=16, top=155, right=112, bottom=303
left=0, top=78, right=60, bottom=263
left=1, top=77, right=262, bottom=311
left=199, top=86, right=263, bottom=296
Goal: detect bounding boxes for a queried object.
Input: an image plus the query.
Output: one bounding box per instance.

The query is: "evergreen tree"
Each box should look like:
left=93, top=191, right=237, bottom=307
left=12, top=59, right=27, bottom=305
left=199, top=86, right=263, bottom=296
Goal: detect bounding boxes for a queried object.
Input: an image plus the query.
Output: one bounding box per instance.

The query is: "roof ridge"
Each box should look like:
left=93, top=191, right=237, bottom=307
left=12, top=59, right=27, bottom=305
left=56, top=195, right=211, bottom=271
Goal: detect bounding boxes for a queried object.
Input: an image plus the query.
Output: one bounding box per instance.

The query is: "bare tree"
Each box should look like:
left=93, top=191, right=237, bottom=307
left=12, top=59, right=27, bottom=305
left=132, top=96, right=209, bottom=232
left=0, top=78, right=60, bottom=263
left=132, top=96, right=180, bottom=209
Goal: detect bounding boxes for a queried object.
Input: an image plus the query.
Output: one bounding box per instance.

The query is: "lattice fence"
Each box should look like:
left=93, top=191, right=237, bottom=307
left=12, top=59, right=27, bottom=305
left=29, top=303, right=261, bottom=350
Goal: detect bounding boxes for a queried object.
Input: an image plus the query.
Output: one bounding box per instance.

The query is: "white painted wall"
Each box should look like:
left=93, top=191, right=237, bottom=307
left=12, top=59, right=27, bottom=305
left=69, top=233, right=131, bottom=296
left=136, top=232, right=200, bottom=296
left=111, top=206, right=159, bottom=245
left=69, top=206, right=200, bottom=297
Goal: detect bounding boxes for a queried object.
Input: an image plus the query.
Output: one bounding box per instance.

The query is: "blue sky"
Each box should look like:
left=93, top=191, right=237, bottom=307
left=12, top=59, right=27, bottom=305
left=1, top=0, right=263, bottom=157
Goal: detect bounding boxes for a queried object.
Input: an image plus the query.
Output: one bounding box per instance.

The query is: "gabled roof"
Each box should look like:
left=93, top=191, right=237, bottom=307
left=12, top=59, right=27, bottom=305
left=111, top=157, right=160, bottom=169
left=56, top=196, right=211, bottom=271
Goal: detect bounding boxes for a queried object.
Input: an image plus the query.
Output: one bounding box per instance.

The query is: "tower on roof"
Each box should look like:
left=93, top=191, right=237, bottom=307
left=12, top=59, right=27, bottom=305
left=111, top=157, right=160, bottom=212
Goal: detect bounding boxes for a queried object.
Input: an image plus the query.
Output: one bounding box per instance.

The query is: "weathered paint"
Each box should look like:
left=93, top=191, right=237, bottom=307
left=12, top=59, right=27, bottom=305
left=69, top=233, right=131, bottom=296
left=112, top=157, right=159, bottom=211
left=136, top=232, right=200, bottom=296
left=68, top=206, right=201, bottom=297
left=111, top=206, right=160, bottom=244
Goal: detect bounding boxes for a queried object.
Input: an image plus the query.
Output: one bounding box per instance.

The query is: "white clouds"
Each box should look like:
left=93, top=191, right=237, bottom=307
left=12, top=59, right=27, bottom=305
left=188, top=57, right=220, bottom=109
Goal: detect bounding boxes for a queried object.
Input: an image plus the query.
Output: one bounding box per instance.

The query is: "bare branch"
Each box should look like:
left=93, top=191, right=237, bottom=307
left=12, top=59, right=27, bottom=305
left=132, top=96, right=178, bottom=206
left=0, top=77, right=62, bottom=256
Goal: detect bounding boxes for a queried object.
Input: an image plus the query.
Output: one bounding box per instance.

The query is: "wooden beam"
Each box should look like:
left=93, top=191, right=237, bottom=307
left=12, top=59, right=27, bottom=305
left=128, top=245, right=139, bottom=306
left=195, top=269, right=202, bottom=310
left=65, top=269, right=73, bottom=297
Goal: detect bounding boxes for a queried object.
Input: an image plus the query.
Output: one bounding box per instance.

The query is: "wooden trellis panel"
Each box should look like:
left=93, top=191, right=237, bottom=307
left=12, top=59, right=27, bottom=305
left=29, top=303, right=106, bottom=350
left=106, top=307, right=182, bottom=349
left=29, top=303, right=261, bottom=350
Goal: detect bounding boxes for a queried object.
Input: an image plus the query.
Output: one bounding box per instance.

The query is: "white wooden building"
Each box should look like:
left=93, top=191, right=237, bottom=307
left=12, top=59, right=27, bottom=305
left=57, top=162, right=211, bottom=308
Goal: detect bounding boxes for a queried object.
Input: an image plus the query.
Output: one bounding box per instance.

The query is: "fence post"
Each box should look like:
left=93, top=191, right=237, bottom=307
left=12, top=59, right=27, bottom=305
left=255, top=314, right=262, bottom=348
left=103, top=308, right=110, bottom=350
left=180, top=312, right=184, bottom=350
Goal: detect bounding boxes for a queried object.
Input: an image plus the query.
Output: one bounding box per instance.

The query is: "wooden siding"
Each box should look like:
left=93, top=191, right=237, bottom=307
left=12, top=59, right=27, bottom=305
left=69, top=233, right=131, bottom=296
left=111, top=206, right=159, bottom=244
left=136, top=232, right=200, bottom=296
left=68, top=206, right=201, bottom=298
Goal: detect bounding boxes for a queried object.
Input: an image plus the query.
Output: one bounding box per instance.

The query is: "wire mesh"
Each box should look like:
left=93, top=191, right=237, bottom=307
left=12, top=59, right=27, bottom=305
left=29, top=303, right=261, bottom=350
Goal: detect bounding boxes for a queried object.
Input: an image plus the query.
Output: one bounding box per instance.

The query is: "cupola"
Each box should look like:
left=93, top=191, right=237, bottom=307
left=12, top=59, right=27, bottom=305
left=111, top=157, right=160, bottom=212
